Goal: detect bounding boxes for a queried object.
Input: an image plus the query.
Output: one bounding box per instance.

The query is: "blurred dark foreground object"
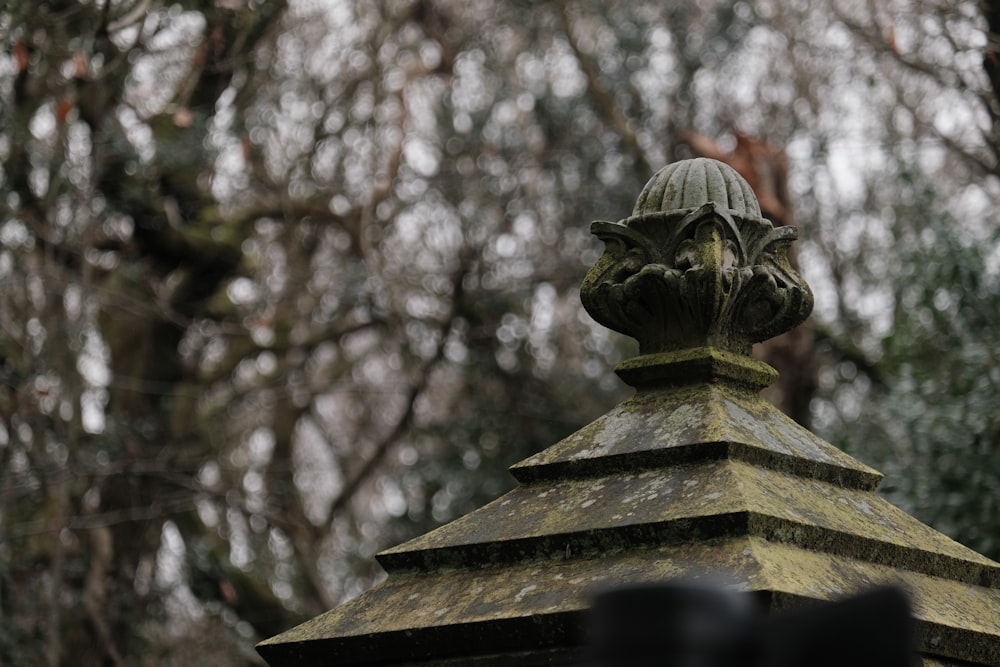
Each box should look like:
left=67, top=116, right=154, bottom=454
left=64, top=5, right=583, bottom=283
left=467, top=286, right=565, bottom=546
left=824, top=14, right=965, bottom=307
left=588, top=583, right=916, bottom=667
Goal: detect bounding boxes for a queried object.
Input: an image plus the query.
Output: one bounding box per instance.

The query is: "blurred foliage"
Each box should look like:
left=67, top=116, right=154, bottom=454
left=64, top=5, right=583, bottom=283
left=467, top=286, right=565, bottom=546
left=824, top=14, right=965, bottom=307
left=0, top=0, right=998, bottom=664
left=818, top=162, right=1000, bottom=557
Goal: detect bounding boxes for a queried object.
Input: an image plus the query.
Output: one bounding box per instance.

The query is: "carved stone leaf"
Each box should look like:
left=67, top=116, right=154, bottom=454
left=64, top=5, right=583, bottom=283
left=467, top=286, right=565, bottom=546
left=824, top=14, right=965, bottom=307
left=580, top=158, right=813, bottom=360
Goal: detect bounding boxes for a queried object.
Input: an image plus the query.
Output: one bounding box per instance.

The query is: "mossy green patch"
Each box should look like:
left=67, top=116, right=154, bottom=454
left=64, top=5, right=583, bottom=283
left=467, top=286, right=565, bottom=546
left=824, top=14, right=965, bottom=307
left=259, top=537, right=1000, bottom=665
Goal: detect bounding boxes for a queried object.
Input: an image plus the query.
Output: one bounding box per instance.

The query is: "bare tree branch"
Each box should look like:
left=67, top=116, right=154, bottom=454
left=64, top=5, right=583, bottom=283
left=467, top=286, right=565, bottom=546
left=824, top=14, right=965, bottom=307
left=325, top=261, right=470, bottom=522
left=557, top=2, right=654, bottom=177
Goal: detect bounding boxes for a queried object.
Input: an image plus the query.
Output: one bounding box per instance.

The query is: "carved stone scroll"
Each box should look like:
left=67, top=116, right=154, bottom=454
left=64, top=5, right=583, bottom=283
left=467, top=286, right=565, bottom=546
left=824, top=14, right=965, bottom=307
left=580, top=158, right=813, bottom=387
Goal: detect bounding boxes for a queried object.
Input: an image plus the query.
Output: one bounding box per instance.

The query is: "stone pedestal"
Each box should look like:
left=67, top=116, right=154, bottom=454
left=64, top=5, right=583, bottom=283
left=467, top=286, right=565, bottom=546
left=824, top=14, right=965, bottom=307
left=258, top=159, right=1000, bottom=666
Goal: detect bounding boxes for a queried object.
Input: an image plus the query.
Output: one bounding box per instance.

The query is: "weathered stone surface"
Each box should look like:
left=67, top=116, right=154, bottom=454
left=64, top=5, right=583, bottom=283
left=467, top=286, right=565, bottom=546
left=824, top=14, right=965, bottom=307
left=510, top=382, right=880, bottom=487
left=580, top=159, right=812, bottom=356
left=632, top=157, right=762, bottom=219
left=258, top=536, right=1000, bottom=665
left=260, top=374, right=1000, bottom=664
left=380, top=460, right=997, bottom=584
left=258, top=159, right=1000, bottom=666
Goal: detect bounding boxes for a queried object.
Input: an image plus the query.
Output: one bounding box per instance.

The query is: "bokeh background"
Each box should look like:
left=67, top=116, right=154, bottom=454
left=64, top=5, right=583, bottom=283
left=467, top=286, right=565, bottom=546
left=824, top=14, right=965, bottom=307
left=2, top=0, right=999, bottom=664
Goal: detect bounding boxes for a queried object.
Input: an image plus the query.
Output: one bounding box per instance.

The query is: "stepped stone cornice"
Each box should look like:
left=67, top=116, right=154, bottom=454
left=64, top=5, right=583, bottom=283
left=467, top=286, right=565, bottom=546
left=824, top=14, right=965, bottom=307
left=258, top=159, right=1000, bottom=667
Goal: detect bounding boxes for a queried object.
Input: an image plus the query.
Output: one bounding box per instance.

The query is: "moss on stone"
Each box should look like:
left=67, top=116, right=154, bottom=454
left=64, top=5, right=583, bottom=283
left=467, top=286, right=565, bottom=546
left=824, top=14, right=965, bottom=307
left=259, top=536, right=1000, bottom=665
left=258, top=158, right=1000, bottom=667
left=260, top=367, right=1000, bottom=665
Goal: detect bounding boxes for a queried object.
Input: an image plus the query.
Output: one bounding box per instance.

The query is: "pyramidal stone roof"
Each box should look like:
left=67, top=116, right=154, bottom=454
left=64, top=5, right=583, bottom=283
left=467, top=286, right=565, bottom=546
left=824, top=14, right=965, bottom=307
left=258, top=158, right=1000, bottom=667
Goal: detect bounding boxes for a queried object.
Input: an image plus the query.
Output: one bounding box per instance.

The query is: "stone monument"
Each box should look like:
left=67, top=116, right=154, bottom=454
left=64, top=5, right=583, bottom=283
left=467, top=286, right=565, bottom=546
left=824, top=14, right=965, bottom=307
left=258, top=158, right=1000, bottom=666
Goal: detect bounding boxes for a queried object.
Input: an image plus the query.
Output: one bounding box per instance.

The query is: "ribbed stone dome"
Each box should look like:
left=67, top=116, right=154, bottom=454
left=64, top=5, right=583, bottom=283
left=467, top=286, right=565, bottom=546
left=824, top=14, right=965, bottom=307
left=632, top=157, right=762, bottom=220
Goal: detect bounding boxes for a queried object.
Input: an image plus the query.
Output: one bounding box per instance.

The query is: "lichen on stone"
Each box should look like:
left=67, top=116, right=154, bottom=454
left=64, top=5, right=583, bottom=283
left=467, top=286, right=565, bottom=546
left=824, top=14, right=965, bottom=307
left=580, top=158, right=813, bottom=369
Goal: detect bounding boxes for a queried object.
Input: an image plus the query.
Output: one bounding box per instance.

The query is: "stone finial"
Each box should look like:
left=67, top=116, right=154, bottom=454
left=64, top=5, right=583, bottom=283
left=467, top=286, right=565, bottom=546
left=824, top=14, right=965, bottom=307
left=581, top=158, right=813, bottom=388
left=259, top=157, right=1000, bottom=667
